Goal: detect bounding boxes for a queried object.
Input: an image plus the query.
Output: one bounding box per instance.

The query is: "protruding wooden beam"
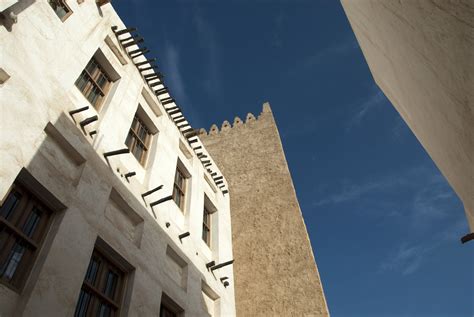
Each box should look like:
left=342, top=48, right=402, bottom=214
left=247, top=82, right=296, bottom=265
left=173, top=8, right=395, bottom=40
left=152, top=71, right=164, bottom=80
left=149, top=81, right=163, bottom=88
left=144, top=73, right=159, bottom=79
left=213, top=176, right=223, bottom=181
left=210, top=260, right=234, bottom=272
left=134, top=58, right=156, bottom=67
left=461, top=233, right=474, bottom=244
left=177, top=124, right=190, bottom=131
left=165, top=106, right=180, bottom=111
left=149, top=195, right=173, bottom=208
left=119, top=34, right=140, bottom=43
left=155, top=90, right=168, bottom=97
left=122, top=37, right=144, bottom=48
left=172, top=116, right=184, bottom=122
left=138, top=65, right=158, bottom=72
left=174, top=119, right=186, bottom=125
left=222, top=190, right=229, bottom=195
left=185, top=131, right=199, bottom=138
left=162, top=99, right=175, bottom=106
left=141, top=185, right=164, bottom=199
left=206, top=261, right=216, bottom=270
left=168, top=109, right=181, bottom=116
left=112, top=26, right=137, bottom=36
left=130, top=49, right=150, bottom=58
left=125, top=172, right=136, bottom=180
left=69, top=106, right=89, bottom=115
left=129, top=47, right=149, bottom=56
left=155, top=87, right=168, bottom=94
left=193, top=146, right=203, bottom=151
left=103, top=148, right=130, bottom=158
left=80, top=116, right=98, bottom=128
left=178, top=232, right=190, bottom=241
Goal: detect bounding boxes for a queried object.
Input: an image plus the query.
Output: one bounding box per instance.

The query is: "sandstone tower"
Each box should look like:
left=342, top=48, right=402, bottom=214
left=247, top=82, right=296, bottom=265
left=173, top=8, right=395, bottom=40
left=200, top=103, right=329, bottom=316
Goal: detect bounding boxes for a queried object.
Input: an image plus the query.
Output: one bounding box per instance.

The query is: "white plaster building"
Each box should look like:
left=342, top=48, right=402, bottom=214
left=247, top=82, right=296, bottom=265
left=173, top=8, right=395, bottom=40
left=341, top=0, right=474, bottom=239
left=0, top=1, right=235, bottom=316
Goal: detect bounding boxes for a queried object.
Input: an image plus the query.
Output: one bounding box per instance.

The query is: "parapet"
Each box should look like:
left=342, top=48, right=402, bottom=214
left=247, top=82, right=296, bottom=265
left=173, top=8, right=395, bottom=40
left=199, top=102, right=273, bottom=136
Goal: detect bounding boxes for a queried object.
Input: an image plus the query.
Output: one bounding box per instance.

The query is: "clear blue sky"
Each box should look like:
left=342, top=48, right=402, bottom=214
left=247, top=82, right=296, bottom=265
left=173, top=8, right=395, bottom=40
left=113, top=1, right=473, bottom=316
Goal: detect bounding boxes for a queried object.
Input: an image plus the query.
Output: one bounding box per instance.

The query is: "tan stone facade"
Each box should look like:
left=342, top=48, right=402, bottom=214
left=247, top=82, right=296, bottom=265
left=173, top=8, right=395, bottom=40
left=200, top=103, right=329, bottom=316
left=341, top=0, right=474, bottom=233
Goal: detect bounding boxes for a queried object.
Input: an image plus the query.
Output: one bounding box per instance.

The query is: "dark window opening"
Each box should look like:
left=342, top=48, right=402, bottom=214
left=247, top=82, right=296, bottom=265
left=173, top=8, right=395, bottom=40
left=48, top=0, right=72, bottom=21
left=172, top=168, right=187, bottom=211
left=125, top=114, right=152, bottom=165
left=0, top=184, right=53, bottom=291
left=74, top=249, right=125, bottom=317
left=75, top=57, right=112, bottom=110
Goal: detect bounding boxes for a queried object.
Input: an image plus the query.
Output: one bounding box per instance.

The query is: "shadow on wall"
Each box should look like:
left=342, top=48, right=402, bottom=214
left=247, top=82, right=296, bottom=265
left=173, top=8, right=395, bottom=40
left=0, top=0, right=35, bottom=32
left=2, top=112, right=223, bottom=316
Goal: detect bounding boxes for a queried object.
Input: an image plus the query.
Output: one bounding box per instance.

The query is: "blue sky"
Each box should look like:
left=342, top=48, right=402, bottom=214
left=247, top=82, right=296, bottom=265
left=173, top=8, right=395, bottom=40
left=113, top=1, right=473, bottom=316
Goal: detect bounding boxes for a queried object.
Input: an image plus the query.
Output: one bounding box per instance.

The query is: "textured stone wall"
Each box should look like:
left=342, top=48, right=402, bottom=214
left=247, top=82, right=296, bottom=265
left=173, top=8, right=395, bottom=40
left=341, top=0, right=474, bottom=232
left=200, top=103, right=329, bottom=316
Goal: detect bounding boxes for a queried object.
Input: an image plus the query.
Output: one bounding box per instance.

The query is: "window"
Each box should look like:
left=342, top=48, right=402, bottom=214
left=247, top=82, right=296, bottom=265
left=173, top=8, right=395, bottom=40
left=160, top=293, right=183, bottom=317
left=160, top=304, right=177, bottom=317
left=0, top=184, right=53, bottom=290
left=75, top=57, right=112, bottom=109
left=125, top=114, right=152, bottom=165
left=202, top=206, right=211, bottom=246
left=74, top=249, right=125, bottom=317
left=48, top=0, right=72, bottom=21
left=172, top=167, right=187, bottom=211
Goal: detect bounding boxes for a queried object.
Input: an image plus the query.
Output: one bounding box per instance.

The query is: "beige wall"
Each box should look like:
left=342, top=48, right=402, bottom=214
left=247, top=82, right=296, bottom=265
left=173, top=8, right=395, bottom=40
left=200, top=104, right=329, bottom=316
left=341, top=0, right=474, bottom=232
left=0, top=1, right=235, bottom=315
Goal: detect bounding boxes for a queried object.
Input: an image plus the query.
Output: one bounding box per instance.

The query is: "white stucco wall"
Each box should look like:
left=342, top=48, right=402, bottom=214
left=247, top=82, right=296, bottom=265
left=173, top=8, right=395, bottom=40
left=341, top=0, right=474, bottom=232
left=0, top=1, right=235, bottom=316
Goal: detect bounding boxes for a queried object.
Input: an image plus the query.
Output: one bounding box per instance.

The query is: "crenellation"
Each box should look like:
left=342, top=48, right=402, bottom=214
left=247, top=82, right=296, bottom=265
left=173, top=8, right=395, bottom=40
left=245, top=112, right=256, bottom=122
left=209, top=124, right=219, bottom=135
left=201, top=103, right=274, bottom=135
left=233, top=116, right=243, bottom=127
left=221, top=120, right=231, bottom=132
left=198, top=128, right=207, bottom=136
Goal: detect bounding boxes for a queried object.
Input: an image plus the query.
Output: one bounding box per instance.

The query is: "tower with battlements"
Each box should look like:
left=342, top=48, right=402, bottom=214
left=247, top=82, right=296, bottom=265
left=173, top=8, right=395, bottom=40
left=200, top=103, right=329, bottom=316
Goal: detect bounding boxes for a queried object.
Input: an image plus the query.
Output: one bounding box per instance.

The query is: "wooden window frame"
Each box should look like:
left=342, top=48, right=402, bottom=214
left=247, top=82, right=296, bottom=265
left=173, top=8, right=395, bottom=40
left=0, top=184, right=53, bottom=292
left=172, top=167, right=187, bottom=212
left=202, top=206, right=211, bottom=247
left=75, top=57, right=112, bottom=110
left=48, top=0, right=73, bottom=21
left=74, top=248, right=126, bottom=317
left=125, top=114, right=152, bottom=166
